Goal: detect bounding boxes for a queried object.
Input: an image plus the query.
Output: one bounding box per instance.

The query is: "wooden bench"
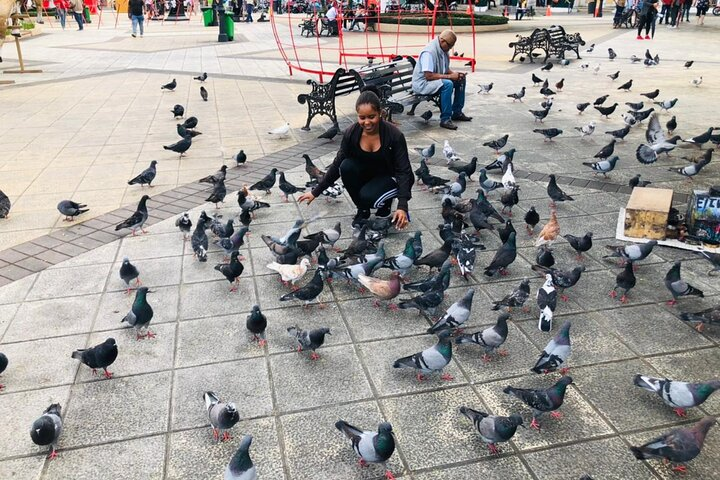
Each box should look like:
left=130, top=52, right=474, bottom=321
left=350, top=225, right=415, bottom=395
left=546, top=24, right=585, bottom=61
left=297, top=68, right=361, bottom=130
left=508, top=28, right=549, bottom=63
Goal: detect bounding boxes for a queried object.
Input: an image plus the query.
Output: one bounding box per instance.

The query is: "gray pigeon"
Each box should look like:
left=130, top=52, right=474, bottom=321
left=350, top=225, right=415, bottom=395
left=414, top=143, right=435, bottom=159
left=206, top=179, right=227, bottom=207
left=459, top=406, right=524, bottom=455
left=492, top=278, right=530, bottom=311
left=630, top=416, right=716, bottom=472
left=484, top=232, right=517, bottom=277
left=287, top=325, right=331, bottom=360
left=30, top=403, right=63, bottom=459
left=335, top=421, right=396, bottom=477
left=0, top=189, right=10, bottom=218
left=532, top=320, right=571, bottom=374
left=380, top=237, right=419, bottom=278
left=128, top=161, right=157, bottom=187
left=0, top=352, right=7, bottom=389
left=582, top=156, right=618, bottom=176
left=204, top=391, right=240, bottom=442
left=669, top=149, right=712, bottom=178
left=304, top=222, right=342, bottom=249
left=397, top=288, right=444, bottom=318
left=633, top=375, right=720, bottom=417
left=665, top=262, right=704, bottom=306
left=478, top=169, right=502, bottom=193
left=224, top=435, right=257, bottom=480
left=121, top=286, right=155, bottom=340
left=504, top=376, right=573, bottom=430
left=57, top=200, right=89, bottom=221
left=114, top=195, right=150, bottom=235
left=175, top=212, right=192, bottom=240
left=697, top=251, right=720, bottom=276
left=603, top=240, right=657, bottom=265
left=455, top=312, right=510, bottom=362
left=192, top=215, right=209, bottom=262
left=427, top=288, right=475, bottom=334
left=393, top=330, right=454, bottom=381
left=119, top=256, right=140, bottom=294
left=680, top=306, right=720, bottom=332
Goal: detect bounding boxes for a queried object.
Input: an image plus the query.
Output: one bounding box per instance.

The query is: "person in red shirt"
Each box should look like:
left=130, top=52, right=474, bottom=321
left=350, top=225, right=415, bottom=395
left=54, top=0, right=69, bottom=29
left=658, top=0, right=672, bottom=23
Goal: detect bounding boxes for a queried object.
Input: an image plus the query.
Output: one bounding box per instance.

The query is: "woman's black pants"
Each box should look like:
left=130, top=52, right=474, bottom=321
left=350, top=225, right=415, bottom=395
left=339, top=157, right=399, bottom=211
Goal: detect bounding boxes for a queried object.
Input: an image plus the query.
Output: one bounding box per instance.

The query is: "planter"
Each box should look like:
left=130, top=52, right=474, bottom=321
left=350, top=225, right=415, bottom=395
left=474, top=5, right=488, bottom=11
left=376, top=22, right=509, bottom=33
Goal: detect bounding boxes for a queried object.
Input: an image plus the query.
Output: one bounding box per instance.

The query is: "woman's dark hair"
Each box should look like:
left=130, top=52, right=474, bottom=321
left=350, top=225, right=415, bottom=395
left=356, top=86, right=382, bottom=112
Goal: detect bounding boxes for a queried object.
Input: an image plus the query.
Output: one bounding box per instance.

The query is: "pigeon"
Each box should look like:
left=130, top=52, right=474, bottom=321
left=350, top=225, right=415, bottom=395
left=128, top=160, right=157, bottom=187
left=576, top=102, right=591, bottom=114
left=684, top=61, right=694, bottom=69
left=547, top=174, right=573, bottom=206
left=268, top=122, right=291, bottom=138
left=443, top=140, right=462, bottom=164
left=535, top=274, right=557, bottom=332
left=335, top=421, right=396, bottom=477
left=605, top=125, right=631, bottom=141
left=628, top=108, right=656, bottom=124
left=641, top=89, right=660, bottom=100
left=507, top=87, right=526, bottom=103
left=680, top=305, right=720, bottom=332
left=393, top=330, right=454, bottom=381
left=215, top=251, right=244, bottom=292
left=380, top=237, right=418, bottom=278
left=397, top=287, right=444, bottom=318
left=484, top=232, right=517, bottom=277
left=504, top=376, right=573, bottom=430
left=415, top=239, right=453, bottom=271
left=593, top=94, right=609, bottom=106
left=240, top=305, right=268, bottom=347
left=71, top=338, right=118, bottom=379
left=666, top=116, right=677, bottom=134
left=603, top=240, right=657, bottom=265
left=583, top=156, right=619, bottom=176
left=684, top=128, right=714, bottom=147
left=0, top=190, right=10, bottom=218
left=304, top=222, right=341, bottom=249
left=691, top=76, right=703, bottom=87
left=533, top=128, right=563, bottom=141
left=665, top=262, right=704, bottom=306
left=318, top=123, right=339, bottom=140
left=607, top=260, right=637, bottom=304
left=57, top=200, right=89, bottom=221
left=403, top=259, right=451, bottom=294
left=121, top=286, right=155, bottom=340
left=492, top=278, right=530, bottom=312
left=206, top=180, right=227, bottom=207
left=559, top=59, right=570, bottom=67
left=119, top=257, right=141, bottom=294
left=182, top=116, right=198, bottom=130
left=235, top=150, right=247, bottom=167
left=617, top=79, right=632, bottom=91
left=636, top=114, right=682, bottom=164
left=191, top=216, right=209, bottom=262
left=626, top=101, right=644, bottom=112
left=194, top=72, right=208, bottom=82
left=267, top=258, right=311, bottom=288
left=420, top=110, right=433, bottom=123
left=198, top=85, right=209, bottom=102
left=287, top=325, right=331, bottom=359
left=477, top=82, right=493, bottom=94
left=585, top=44, right=595, bottom=53
left=535, top=208, right=560, bottom=247
left=204, top=391, right=240, bottom=442
left=249, top=168, right=278, bottom=194
left=634, top=375, right=720, bottom=417
left=30, top=403, right=63, bottom=459
left=459, top=406, right=523, bottom=455
left=563, top=232, right=593, bottom=259
left=477, top=169, right=502, bottom=194
left=630, top=416, right=717, bottom=472
left=414, top=143, right=435, bottom=159
left=115, top=195, right=150, bottom=235
left=536, top=244, right=555, bottom=268
left=279, top=268, right=325, bottom=307
left=199, top=165, right=227, bottom=184
left=630, top=55, right=641, bottom=63
left=456, top=312, right=510, bottom=362
left=594, top=103, right=619, bottom=118
left=575, top=122, right=596, bottom=137
left=484, top=149, right=515, bottom=173
left=161, top=78, right=176, bottom=91
left=697, top=251, right=720, bottom=276
left=670, top=149, right=713, bottom=178
left=448, top=157, right=478, bottom=180
left=427, top=288, right=475, bottom=334
left=531, top=73, right=544, bottom=86
left=171, top=104, right=184, bottom=118
left=540, top=98, right=554, bottom=110
left=224, top=435, right=257, bottom=480
left=541, top=63, right=553, bottom=71
left=524, top=207, right=540, bottom=234
left=163, top=136, right=192, bottom=158
left=533, top=320, right=571, bottom=373
left=177, top=123, right=201, bottom=138
left=278, top=172, right=306, bottom=202
left=539, top=86, right=556, bottom=98
left=607, top=70, right=620, bottom=80
left=529, top=107, right=550, bottom=123
left=654, top=98, right=678, bottom=111
left=629, top=175, right=651, bottom=189
left=0, top=352, right=7, bottom=389
left=498, top=219, right=516, bottom=244
left=532, top=264, right=586, bottom=302
left=555, top=78, right=564, bottom=91
left=358, top=272, right=402, bottom=309
left=210, top=217, right=234, bottom=239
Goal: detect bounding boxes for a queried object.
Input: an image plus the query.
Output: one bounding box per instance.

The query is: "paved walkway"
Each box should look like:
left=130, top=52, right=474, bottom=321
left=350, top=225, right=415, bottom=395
left=0, top=9, right=719, bottom=480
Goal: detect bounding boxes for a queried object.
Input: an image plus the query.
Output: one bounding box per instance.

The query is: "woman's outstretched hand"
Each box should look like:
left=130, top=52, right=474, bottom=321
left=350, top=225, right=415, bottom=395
left=392, top=209, right=409, bottom=229
left=297, top=192, right=316, bottom=205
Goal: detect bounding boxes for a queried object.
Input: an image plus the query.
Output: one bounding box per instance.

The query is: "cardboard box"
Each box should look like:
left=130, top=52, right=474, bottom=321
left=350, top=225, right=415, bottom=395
left=624, top=187, right=673, bottom=240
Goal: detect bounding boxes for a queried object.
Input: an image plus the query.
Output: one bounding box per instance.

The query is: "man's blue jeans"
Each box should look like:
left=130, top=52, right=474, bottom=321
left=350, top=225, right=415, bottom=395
left=246, top=4, right=253, bottom=21
left=132, top=15, right=144, bottom=35
left=438, top=77, right=466, bottom=123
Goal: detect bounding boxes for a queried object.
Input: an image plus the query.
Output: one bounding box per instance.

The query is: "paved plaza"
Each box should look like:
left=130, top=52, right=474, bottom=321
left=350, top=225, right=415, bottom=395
left=1, top=8, right=720, bottom=480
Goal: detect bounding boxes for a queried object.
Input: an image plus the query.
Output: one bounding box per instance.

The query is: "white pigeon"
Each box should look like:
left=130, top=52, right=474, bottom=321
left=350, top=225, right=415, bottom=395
left=691, top=76, right=703, bottom=87
left=575, top=122, right=596, bottom=137
left=267, top=258, right=311, bottom=286
left=593, top=64, right=601, bottom=75
left=536, top=274, right=557, bottom=332
left=501, top=162, right=516, bottom=191
left=443, top=140, right=461, bottom=164
left=268, top=122, right=291, bottom=137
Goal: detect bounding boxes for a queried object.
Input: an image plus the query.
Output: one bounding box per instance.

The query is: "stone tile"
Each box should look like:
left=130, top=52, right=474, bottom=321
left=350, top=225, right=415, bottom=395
left=42, top=435, right=166, bottom=480
left=62, top=372, right=171, bottom=448
left=0, top=303, right=18, bottom=340
left=281, top=401, right=404, bottom=480
left=48, top=242, right=119, bottom=269
left=117, top=232, right=185, bottom=260
left=0, top=386, right=71, bottom=459
left=171, top=358, right=272, bottom=429
left=0, top=274, right=35, bottom=306
left=339, top=297, right=433, bottom=342
left=382, top=386, right=492, bottom=470
left=412, top=457, right=531, bottom=480
left=271, top=345, right=373, bottom=413
left=4, top=294, right=101, bottom=342
left=524, top=436, right=656, bottom=480
left=181, top=249, right=249, bottom=284
left=357, top=336, right=467, bottom=396
left=474, top=375, right=614, bottom=450
left=26, top=264, right=112, bottom=301
left=0, top=456, right=44, bottom=480
left=179, top=279, right=256, bottom=320
left=166, top=417, right=284, bottom=480
left=94, top=285, right=179, bottom=332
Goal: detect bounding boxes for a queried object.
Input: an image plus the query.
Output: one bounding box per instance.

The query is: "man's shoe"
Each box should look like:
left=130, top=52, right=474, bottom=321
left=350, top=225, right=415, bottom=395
left=440, top=120, right=458, bottom=130
left=452, top=112, right=473, bottom=122
left=352, top=209, right=371, bottom=228
left=375, top=203, right=392, bottom=218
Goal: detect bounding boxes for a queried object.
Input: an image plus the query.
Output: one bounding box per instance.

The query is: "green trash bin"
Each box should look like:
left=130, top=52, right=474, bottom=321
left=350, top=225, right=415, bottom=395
left=224, top=13, right=234, bottom=41
left=202, top=7, right=216, bottom=26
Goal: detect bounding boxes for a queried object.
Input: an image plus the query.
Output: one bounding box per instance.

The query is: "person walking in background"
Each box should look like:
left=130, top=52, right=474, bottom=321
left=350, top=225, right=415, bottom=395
left=637, top=0, right=658, bottom=39
left=69, top=0, right=84, bottom=30
left=54, top=0, right=68, bottom=28
left=245, top=0, right=254, bottom=22
left=668, top=0, right=680, bottom=26
left=128, top=0, right=144, bottom=37
left=658, top=0, right=671, bottom=22
left=681, top=0, right=691, bottom=20
left=695, top=0, right=709, bottom=23
left=567, top=0, right=574, bottom=12
left=613, top=0, right=626, bottom=26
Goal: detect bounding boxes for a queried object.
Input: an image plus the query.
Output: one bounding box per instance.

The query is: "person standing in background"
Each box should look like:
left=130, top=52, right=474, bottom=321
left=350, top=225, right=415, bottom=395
left=613, top=0, right=626, bottom=27
left=68, top=0, right=84, bottom=30
left=54, top=0, right=68, bottom=28
left=681, top=0, right=691, bottom=20
left=637, top=0, right=658, bottom=39
left=658, top=0, right=671, bottom=22
left=668, top=0, right=680, bottom=26
left=245, top=0, right=254, bottom=21
left=128, top=0, right=144, bottom=37
left=695, top=0, right=709, bottom=23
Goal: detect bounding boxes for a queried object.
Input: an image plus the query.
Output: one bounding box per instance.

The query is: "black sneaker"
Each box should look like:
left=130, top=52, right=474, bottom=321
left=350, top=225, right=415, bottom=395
left=375, top=203, right=392, bottom=218
left=352, top=209, right=370, bottom=228
left=440, top=120, right=458, bottom=130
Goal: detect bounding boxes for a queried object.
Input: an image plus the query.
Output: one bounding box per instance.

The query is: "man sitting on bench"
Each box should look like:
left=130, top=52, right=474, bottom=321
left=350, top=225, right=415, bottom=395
left=411, top=30, right=472, bottom=131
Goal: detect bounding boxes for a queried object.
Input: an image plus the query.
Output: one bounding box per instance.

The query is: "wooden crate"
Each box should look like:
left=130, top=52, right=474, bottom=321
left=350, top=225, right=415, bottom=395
left=624, top=187, right=673, bottom=240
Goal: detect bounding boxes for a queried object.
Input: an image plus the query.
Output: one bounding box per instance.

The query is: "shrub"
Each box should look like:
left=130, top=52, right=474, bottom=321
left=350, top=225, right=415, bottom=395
left=378, top=12, right=509, bottom=25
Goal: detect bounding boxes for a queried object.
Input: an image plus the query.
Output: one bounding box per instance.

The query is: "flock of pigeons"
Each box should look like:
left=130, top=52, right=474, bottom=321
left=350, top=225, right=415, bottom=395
left=1, top=40, right=720, bottom=480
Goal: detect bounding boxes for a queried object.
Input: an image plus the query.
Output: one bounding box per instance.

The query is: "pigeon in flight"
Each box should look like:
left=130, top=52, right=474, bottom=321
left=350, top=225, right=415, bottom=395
left=636, top=114, right=682, bottom=164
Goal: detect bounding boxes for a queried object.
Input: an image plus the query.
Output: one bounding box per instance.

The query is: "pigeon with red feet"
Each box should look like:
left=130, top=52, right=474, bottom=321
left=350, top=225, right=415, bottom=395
left=279, top=268, right=325, bottom=307
left=71, top=338, right=117, bottom=379
left=492, top=278, right=530, bottom=312
left=680, top=306, right=720, bottom=332
left=504, top=376, right=573, bottom=430
left=287, top=325, right=331, bottom=360
left=531, top=264, right=585, bottom=302
left=427, top=288, right=475, bottom=334
left=563, top=232, right=593, bottom=259
left=459, top=406, right=524, bottom=455
left=393, top=330, right=454, bottom=381
left=30, top=403, right=63, bottom=460
left=204, top=391, right=239, bottom=443
left=665, top=261, right=704, bottom=306
left=532, top=320, right=571, bottom=374
left=455, top=312, right=509, bottom=362
left=121, top=287, right=155, bottom=340
left=484, top=232, right=517, bottom=277
left=633, top=375, right=720, bottom=417
left=215, top=251, right=244, bottom=292
left=246, top=305, right=268, bottom=347
left=119, top=257, right=141, bottom=294
left=335, top=420, right=396, bottom=479
left=358, top=271, right=402, bottom=309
